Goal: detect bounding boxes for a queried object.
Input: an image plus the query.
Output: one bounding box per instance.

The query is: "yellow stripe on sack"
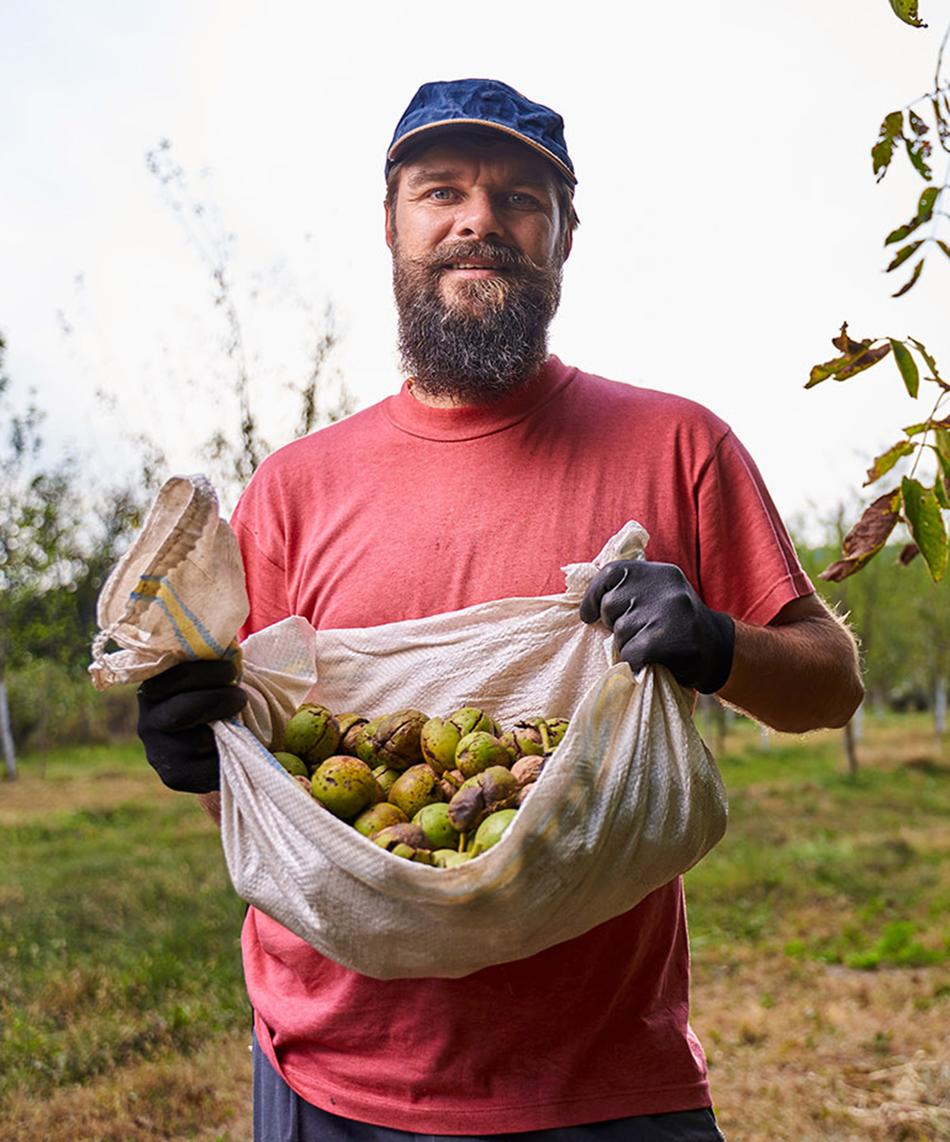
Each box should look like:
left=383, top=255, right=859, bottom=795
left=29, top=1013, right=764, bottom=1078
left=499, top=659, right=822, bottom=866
left=131, top=574, right=228, bottom=660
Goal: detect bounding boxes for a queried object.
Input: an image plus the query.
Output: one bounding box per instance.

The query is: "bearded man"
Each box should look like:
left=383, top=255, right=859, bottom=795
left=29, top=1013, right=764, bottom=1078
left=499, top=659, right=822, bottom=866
left=137, top=79, right=863, bottom=1142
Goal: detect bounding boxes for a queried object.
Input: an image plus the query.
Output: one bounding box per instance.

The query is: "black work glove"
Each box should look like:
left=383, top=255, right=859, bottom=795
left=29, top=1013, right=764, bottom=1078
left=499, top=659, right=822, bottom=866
left=136, top=659, right=248, bottom=793
left=579, top=560, right=735, bottom=694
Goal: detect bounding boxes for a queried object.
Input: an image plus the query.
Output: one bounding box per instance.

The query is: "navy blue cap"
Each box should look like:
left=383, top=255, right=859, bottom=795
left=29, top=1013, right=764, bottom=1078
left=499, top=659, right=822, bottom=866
left=386, top=78, right=576, bottom=187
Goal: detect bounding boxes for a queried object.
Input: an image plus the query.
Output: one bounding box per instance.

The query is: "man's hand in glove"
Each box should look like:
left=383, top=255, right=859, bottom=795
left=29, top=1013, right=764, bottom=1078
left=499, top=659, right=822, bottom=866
left=136, top=659, right=248, bottom=793
left=579, top=560, right=735, bottom=694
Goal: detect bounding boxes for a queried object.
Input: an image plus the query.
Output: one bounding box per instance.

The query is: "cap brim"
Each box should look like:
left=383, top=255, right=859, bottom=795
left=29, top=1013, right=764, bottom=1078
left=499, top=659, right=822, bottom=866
left=387, top=118, right=576, bottom=186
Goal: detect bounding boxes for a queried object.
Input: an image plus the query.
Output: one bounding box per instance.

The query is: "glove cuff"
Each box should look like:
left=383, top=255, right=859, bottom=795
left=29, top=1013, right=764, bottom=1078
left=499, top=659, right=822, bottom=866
left=698, top=610, right=736, bottom=694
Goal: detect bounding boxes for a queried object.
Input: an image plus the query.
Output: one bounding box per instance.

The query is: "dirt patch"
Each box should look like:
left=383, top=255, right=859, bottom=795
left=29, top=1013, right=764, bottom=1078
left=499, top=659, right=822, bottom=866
left=694, top=956, right=950, bottom=1140
left=0, top=768, right=173, bottom=825
left=0, top=1031, right=253, bottom=1142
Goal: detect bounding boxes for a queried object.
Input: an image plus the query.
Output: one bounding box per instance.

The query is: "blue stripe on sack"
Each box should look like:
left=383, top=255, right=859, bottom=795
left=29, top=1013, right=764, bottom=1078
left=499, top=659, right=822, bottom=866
left=128, top=591, right=201, bottom=658
left=225, top=718, right=299, bottom=779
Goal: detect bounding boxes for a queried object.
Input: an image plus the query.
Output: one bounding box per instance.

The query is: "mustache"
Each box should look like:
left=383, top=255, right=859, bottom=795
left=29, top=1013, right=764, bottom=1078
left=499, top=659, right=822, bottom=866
left=413, top=240, right=540, bottom=274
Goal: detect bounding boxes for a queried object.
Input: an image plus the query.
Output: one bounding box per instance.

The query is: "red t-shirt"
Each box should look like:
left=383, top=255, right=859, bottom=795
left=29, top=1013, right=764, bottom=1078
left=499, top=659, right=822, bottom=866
left=231, top=356, right=812, bottom=1133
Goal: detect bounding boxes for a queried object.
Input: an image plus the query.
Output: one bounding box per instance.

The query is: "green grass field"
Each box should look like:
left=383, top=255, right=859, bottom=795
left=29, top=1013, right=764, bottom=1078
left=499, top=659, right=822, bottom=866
left=1, top=718, right=948, bottom=1140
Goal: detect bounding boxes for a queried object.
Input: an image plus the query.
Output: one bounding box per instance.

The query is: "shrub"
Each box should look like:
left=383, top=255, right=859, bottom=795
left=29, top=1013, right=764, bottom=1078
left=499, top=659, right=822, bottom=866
left=7, top=660, right=137, bottom=751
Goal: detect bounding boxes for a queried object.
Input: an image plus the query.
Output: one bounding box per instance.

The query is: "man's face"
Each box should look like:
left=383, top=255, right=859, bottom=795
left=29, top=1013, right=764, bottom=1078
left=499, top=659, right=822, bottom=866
left=386, top=135, right=572, bottom=403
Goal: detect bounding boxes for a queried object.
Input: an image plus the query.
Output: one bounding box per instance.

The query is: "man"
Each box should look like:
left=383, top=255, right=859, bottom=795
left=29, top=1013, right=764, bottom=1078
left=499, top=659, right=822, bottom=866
left=138, top=79, right=863, bottom=1141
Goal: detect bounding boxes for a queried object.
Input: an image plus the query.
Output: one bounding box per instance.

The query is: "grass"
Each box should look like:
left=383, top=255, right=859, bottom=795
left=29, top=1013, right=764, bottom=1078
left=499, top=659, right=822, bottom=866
left=686, top=717, right=950, bottom=973
left=0, top=744, right=250, bottom=1140
left=1, top=718, right=949, bottom=1139
left=686, top=713, right=950, bottom=1140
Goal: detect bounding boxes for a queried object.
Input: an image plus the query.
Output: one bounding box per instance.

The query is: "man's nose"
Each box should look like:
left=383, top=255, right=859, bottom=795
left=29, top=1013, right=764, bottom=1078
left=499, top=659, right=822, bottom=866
left=452, top=191, right=505, bottom=241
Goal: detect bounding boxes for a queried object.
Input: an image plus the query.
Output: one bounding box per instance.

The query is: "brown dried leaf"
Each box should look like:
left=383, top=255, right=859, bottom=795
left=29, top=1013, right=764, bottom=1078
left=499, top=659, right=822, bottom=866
left=893, top=259, right=925, bottom=298
left=832, top=322, right=871, bottom=355
left=819, top=491, right=901, bottom=582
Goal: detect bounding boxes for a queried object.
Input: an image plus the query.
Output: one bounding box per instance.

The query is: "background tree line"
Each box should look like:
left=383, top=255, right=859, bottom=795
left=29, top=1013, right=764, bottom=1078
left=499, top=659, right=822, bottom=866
left=1, top=141, right=352, bottom=778
left=5, top=3, right=949, bottom=774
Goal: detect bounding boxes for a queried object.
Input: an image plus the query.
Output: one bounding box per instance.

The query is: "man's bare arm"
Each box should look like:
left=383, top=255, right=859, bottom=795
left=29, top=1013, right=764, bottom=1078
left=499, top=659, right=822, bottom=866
left=717, top=594, right=864, bottom=733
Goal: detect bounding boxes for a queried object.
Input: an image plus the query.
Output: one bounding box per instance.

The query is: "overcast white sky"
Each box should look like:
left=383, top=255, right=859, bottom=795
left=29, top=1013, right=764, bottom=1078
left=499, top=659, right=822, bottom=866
left=2, top=1, right=949, bottom=532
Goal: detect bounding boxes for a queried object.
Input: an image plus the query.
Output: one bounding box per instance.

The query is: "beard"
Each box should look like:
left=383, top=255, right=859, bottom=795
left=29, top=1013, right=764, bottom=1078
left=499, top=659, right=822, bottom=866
left=392, top=236, right=563, bottom=404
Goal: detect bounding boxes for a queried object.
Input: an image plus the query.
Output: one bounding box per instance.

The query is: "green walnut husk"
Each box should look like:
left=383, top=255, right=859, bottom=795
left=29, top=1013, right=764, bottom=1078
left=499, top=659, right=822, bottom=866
left=499, top=719, right=546, bottom=760
left=439, top=769, right=463, bottom=800
left=337, top=713, right=369, bottom=755
left=544, top=717, right=569, bottom=751
left=310, top=755, right=382, bottom=820
left=448, top=765, right=518, bottom=832
left=372, top=823, right=434, bottom=862
left=354, top=717, right=382, bottom=765
left=413, top=801, right=460, bottom=850
left=455, top=731, right=511, bottom=779
left=352, top=801, right=408, bottom=839
left=448, top=706, right=501, bottom=738
left=473, top=808, right=518, bottom=852
left=420, top=717, right=461, bottom=775
left=431, top=849, right=474, bottom=868
left=371, top=709, right=429, bottom=770
left=284, top=704, right=342, bottom=766
left=388, top=763, right=443, bottom=819
left=272, top=751, right=309, bottom=778
left=372, top=764, right=402, bottom=796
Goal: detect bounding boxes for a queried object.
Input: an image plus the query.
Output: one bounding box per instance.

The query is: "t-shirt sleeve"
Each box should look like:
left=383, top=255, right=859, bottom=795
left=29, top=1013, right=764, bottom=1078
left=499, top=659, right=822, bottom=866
left=230, top=480, right=293, bottom=639
left=695, top=429, right=814, bottom=626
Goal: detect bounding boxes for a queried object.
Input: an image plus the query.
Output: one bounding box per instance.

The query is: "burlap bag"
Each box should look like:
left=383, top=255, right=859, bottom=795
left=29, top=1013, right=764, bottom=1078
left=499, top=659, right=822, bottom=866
left=92, top=474, right=727, bottom=979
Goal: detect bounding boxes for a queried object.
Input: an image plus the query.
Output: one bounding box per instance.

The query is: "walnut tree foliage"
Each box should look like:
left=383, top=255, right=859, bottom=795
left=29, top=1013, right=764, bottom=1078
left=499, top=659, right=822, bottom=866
left=808, top=1, right=950, bottom=583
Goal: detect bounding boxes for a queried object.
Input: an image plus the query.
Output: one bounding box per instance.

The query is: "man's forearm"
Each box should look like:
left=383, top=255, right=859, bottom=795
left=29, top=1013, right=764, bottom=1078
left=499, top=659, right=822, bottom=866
left=717, top=600, right=864, bottom=733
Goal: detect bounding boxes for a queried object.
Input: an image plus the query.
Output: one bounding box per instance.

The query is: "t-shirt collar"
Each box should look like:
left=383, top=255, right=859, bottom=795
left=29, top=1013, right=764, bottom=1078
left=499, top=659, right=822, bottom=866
left=382, top=355, right=577, bottom=441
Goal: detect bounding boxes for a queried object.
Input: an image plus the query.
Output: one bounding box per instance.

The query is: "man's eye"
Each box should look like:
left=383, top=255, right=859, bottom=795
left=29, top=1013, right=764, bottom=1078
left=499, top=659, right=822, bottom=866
left=428, top=188, right=456, bottom=201
left=508, top=193, right=540, bottom=208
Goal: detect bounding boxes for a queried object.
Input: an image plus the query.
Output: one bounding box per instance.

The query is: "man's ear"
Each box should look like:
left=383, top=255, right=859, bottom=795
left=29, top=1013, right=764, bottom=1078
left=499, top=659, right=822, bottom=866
left=384, top=202, right=394, bottom=251
left=561, top=225, right=573, bottom=263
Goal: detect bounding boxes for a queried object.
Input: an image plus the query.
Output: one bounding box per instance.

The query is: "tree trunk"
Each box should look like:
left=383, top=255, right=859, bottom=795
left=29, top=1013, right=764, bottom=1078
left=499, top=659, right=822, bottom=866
left=712, top=699, right=727, bottom=756
left=0, top=676, right=16, bottom=780
left=851, top=700, right=864, bottom=743
left=843, top=716, right=859, bottom=777
left=934, top=675, right=946, bottom=737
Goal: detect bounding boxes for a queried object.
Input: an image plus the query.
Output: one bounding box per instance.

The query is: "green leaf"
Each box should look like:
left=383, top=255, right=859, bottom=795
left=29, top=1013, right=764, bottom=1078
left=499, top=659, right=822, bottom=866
left=935, top=473, right=950, bottom=510
left=937, top=241, right=950, bottom=258
left=819, top=490, right=900, bottom=581
left=893, top=259, right=925, bottom=297
left=904, top=415, right=950, bottom=436
left=890, top=339, right=920, bottom=397
left=884, top=186, right=938, bottom=244
left=934, top=428, right=950, bottom=482
left=886, top=240, right=924, bottom=271
left=901, top=475, right=947, bottom=581
left=933, top=97, right=950, bottom=145
left=864, top=439, right=916, bottom=484
left=904, top=134, right=933, bottom=180
left=873, top=111, right=905, bottom=181
left=889, top=0, right=927, bottom=25
left=908, top=337, right=942, bottom=381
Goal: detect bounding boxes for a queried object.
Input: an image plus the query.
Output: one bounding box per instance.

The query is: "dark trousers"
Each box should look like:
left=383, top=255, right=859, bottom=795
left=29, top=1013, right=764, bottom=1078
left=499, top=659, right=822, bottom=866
left=252, top=1034, right=726, bottom=1142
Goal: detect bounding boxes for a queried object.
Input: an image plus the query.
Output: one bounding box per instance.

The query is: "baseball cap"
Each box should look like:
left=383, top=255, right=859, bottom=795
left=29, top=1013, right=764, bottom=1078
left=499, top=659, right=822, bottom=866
left=386, top=78, right=576, bottom=186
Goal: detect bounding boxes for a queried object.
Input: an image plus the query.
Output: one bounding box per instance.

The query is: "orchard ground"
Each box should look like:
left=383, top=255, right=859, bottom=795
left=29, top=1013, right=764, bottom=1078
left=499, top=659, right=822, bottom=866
left=1, top=715, right=947, bottom=1141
